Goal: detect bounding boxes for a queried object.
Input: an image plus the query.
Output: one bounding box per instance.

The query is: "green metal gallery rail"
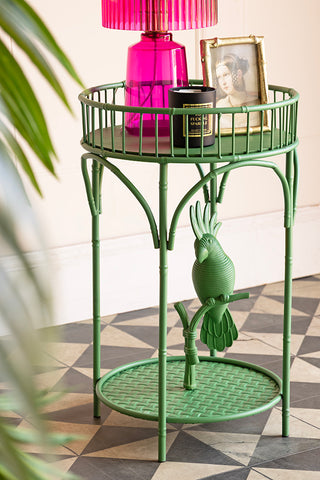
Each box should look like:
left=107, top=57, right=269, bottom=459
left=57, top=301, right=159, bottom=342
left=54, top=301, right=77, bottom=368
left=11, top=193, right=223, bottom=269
left=79, top=81, right=299, bottom=462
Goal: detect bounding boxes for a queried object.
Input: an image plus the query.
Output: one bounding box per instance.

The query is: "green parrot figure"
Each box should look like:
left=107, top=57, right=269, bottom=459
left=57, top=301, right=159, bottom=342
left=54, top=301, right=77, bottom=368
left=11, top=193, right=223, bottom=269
left=190, top=201, right=238, bottom=352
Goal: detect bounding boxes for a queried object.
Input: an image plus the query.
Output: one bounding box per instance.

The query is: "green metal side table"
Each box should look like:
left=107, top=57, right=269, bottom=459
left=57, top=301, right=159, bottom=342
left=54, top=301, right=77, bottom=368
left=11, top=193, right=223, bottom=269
left=79, top=80, right=299, bottom=462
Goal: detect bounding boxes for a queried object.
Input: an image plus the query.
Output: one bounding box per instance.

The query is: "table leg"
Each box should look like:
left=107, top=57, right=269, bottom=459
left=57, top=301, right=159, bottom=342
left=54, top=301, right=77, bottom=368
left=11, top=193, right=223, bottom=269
left=92, top=160, right=101, bottom=418
left=158, top=163, right=168, bottom=461
left=282, top=150, right=294, bottom=436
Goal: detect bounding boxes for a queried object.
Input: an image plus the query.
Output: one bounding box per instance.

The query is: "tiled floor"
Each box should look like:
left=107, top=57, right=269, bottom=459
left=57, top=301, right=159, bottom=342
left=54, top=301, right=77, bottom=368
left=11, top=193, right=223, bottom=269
left=9, top=275, right=320, bottom=479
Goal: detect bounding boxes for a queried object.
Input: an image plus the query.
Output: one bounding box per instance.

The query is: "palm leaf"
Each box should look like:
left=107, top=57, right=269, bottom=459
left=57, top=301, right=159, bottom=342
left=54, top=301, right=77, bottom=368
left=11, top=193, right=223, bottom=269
left=0, top=0, right=83, bottom=110
left=0, top=0, right=84, bottom=191
left=0, top=154, right=79, bottom=479
left=0, top=0, right=83, bottom=89
left=0, top=39, right=56, bottom=172
left=0, top=1, right=83, bottom=477
left=0, top=152, right=50, bottom=427
left=0, top=121, right=41, bottom=194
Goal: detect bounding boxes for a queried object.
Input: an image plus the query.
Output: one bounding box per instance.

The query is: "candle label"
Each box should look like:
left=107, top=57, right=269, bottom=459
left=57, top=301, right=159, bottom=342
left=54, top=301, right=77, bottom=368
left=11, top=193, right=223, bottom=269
left=182, top=102, right=213, bottom=138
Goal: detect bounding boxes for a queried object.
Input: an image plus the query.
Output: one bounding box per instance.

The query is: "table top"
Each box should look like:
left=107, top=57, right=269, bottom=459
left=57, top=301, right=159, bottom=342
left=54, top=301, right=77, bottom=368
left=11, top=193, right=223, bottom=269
left=81, top=125, right=298, bottom=164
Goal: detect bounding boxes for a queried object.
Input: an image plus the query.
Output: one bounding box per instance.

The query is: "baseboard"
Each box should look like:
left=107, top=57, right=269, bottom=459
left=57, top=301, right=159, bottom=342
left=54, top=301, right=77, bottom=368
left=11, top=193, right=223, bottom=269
left=1, top=205, right=320, bottom=330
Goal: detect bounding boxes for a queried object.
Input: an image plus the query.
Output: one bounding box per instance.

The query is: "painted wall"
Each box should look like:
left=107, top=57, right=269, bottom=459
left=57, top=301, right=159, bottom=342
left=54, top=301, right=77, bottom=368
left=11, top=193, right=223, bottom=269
left=8, top=0, right=320, bottom=326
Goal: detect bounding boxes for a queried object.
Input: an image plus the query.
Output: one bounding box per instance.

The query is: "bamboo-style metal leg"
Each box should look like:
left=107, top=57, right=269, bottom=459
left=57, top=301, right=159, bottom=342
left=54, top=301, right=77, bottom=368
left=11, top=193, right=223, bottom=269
left=158, top=163, right=168, bottom=462
left=92, top=160, right=101, bottom=418
left=83, top=151, right=297, bottom=451
left=210, top=162, right=218, bottom=358
left=282, top=225, right=292, bottom=436
left=282, top=150, right=294, bottom=436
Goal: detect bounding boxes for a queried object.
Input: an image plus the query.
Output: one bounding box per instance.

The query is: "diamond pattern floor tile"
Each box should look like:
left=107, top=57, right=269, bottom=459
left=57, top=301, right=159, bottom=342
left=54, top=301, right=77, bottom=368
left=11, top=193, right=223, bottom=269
left=185, top=431, right=261, bottom=466
left=6, top=275, right=318, bottom=479
left=151, top=462, right=240, bottom=480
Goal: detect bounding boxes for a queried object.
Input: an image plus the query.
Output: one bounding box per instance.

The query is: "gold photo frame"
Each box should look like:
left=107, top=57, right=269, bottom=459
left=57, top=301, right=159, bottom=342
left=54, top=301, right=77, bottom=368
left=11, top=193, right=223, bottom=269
left=200, top=35, right=269, bottom=135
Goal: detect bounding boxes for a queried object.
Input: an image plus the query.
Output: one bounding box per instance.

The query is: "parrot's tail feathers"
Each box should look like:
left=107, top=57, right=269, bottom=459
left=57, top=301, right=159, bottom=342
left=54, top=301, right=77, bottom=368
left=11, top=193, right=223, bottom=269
left=201, top=309, right=238, bottom=352
left=224, top=308, right=238, bottom=347
left=200, top=316, right=208, bottom=345
left=200, top=329, right=206, bottom=345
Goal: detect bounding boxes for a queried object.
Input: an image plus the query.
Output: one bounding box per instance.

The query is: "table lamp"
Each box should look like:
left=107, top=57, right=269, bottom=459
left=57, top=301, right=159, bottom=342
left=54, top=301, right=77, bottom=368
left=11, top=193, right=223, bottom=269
left=101, top=0, right=218, bottom=136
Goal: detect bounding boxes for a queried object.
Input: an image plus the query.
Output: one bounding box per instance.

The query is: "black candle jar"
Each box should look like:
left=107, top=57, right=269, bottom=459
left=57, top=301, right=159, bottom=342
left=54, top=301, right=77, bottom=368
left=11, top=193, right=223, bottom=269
left=168, top=86, right=216, bottom=147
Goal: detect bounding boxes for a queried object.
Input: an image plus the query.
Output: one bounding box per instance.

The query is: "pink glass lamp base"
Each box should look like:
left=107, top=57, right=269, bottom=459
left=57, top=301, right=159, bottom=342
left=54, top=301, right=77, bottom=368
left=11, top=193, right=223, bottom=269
left=125, top=32, right=188, bottom=137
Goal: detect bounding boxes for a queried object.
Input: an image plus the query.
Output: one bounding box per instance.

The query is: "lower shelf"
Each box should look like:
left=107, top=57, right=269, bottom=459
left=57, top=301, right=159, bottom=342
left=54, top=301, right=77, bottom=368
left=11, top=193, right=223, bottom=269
left=96, top=356, right=282, bottom=424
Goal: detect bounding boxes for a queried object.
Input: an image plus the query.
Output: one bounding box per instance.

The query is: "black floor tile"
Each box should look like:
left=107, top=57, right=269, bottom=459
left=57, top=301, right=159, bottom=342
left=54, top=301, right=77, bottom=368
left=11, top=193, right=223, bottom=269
left=297, top=336, right=320, bottom=356
left=242, top=313, right=311, bottom=335
left=300, top=357, right=320, bottom=370
left=74, top=345, right=156, bottom=369
left=47, top=402, right=112, bottom=425
left=70, top=457, right=113, bottom=480
left=114, top=325, right=159, bottom=349
left=296, top=275, right=320, bottom=282
left=82, top=425, right=159, bottom=454
left=200, top=467, right=251, bottom=480
left=51, top=367, right=93, bottom=394
left=223, top=353, right=282, bottom=368
left=187, top=410, right=272, bottom=436
left=291, top=395, right=320, bottom=409
left=229, top=296, right=259, bottom=312
left=264, top=295, right=320, bottom=317
left=111, top=307, right=160, bottom=324
left=237, top=285, right=266, bottom=296
left=43, top=322, right=97, bottom=344
left=167, top=431, right=242, bottom=465
left=249, top=437, right=320, bottom=467
left=1, top=417, right=23, bottom=427
left=254, top=445, right=320, bottom=471
left=292, top=297, right=319, bottom=317
left=290, top=382, right=320, bottom=406
left=71, top=457, right=159, bottom=480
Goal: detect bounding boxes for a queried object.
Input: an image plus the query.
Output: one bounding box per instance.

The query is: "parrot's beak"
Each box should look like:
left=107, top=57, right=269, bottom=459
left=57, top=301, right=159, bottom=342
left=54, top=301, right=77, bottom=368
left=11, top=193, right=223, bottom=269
left=197, top=245, right=209, bottom=263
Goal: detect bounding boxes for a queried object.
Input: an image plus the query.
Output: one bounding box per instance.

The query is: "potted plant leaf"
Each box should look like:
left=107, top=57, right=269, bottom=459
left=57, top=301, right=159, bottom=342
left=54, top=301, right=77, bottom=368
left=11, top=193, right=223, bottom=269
left=0, top=1, right=83, bottom=478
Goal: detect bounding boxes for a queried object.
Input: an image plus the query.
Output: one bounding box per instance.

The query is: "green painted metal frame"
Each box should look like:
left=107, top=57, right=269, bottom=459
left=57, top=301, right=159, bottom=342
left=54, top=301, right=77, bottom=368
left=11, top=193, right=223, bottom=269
left=79, top=82, right=299, bottom=462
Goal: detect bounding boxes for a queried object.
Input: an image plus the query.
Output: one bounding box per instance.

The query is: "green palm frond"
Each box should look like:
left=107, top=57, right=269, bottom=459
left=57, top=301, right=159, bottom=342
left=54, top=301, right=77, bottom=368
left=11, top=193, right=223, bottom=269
left=0, top=419, right=80, bottom=480
left=0, top=0, right=83, bottom=110
left=0, top=0, right=83, bottom=91
left=0, top=0, right=84, bottom=195
left=0, top=121, right=40, bottom=193
left=0, top=1, right=84, bottom=478
left=0, top=157, right=79, bottom=480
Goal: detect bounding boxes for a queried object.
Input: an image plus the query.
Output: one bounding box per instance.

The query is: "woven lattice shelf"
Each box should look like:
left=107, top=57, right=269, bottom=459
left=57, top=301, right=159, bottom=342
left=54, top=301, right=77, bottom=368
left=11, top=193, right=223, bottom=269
left=96, top=357, right=282, bottom=423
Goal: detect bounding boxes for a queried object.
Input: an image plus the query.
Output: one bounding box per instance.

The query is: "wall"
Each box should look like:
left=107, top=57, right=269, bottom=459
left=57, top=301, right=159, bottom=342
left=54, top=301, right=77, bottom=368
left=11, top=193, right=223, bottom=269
left=7, top=0, right=320, bottom=326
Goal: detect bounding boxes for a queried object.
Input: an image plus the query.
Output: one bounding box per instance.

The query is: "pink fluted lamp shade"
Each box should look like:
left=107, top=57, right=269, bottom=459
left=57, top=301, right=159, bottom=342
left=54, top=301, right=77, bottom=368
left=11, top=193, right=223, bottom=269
left=102, top=0, right=218, bottom=31
left=101, top=0, right=218, bottom=136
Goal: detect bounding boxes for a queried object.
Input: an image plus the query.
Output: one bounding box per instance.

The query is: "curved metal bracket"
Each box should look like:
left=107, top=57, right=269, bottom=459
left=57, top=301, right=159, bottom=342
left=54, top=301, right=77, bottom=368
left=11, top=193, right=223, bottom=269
left=81, top=153, right=159, bottom=249
left=293, top=149, right=299, bottom=222
left=195, top=164, right=210, bottom=204
left=81, top=156, right=103, bottom=216
left=217, top=171, right=231, bottom=204
left=168, top=159, right=292, bottom=250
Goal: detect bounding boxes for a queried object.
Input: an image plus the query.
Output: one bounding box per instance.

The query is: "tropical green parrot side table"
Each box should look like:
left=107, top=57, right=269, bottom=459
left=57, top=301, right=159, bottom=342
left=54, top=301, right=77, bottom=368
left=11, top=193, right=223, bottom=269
left=79, top=80, right=299, bottom=462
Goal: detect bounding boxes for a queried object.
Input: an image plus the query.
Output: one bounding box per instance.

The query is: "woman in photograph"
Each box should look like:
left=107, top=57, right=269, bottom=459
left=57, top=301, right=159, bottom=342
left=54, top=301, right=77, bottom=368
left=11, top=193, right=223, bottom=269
left=215, top=53, right=260, bottom=129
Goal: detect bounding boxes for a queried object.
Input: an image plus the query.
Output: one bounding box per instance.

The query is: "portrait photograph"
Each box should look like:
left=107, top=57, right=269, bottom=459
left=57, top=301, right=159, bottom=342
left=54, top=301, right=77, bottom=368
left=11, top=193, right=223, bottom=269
left=200, top=36, right=269, bottom=134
